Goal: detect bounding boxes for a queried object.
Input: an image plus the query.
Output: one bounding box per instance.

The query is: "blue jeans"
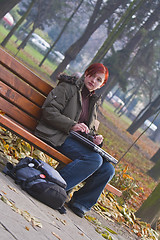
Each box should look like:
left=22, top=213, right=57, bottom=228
left=56, top=136, right=115, bottom=213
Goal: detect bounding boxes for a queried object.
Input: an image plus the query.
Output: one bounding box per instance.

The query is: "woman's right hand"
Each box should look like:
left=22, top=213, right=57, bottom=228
left=71, top=123, right=90, bottom=134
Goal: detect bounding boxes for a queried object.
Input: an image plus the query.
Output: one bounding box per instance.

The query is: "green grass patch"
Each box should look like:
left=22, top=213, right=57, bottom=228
left=0, top=24, right=9, bottom=40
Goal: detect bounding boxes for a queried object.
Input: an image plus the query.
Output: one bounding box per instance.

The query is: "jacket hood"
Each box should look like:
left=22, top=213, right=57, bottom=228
left=57, top=73, right=102, bottom=104
left=57, top=73, right=84, bottom=90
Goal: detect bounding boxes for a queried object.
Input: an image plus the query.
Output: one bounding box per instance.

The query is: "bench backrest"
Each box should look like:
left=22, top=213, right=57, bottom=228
left=0, top=48, right=53, bottom=132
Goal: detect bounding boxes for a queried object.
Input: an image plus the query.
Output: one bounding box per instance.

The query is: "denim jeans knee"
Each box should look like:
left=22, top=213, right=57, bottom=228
left=57, top=136, right=103, bottom=190
left=56, top=136, right=115, bottom=212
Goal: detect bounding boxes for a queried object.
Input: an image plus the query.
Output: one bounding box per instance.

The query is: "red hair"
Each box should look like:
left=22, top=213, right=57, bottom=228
left=84, top=63, right=109, bottom=85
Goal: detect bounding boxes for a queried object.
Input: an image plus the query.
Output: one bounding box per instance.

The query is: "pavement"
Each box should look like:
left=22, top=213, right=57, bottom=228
left=0, top=155, right=138, bottom=240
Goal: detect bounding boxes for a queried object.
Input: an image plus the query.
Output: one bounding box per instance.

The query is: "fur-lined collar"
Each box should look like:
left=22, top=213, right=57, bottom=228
left=57, top=73, right=84, bottom=90
left=57, top=73, right=102, bottom=104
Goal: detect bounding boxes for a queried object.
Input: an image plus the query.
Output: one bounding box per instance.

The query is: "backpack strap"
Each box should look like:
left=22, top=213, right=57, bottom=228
left=3, top=162, right=16, bottom=179
left=18, top=174, right=47, bottom=190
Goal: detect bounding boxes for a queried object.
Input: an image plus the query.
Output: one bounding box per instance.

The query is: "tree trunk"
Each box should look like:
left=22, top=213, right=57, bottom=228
left=149, top=123, right=160, bottom=143
left=39, top=0, right=84, bottom=67
left=126, top=2, right=160, bottom=53
left=50, top=0, right=123, bottom=81
left=127, top=95, right=160, bottom=135
left=135, top=183, right=160, bottom=229
left=129, top=102, right=151, bottom=128
left=150, top=148, right=160, bottom=163
left=17, top=27, right=35, bottom=51
left=90, top=0, right=145, bottom=64
left=117, top=80, right=143, bottom=116
left=99, top=76, right=117, bottom=102
left=0, top=0, right=20, bottom=19
left=1, top=0, right=37, bottom=47
left=117, top=94, right=135, bottom=116
left=147, top=157, right=160, bottom=181
left=96, top=1, right=160, bottom=102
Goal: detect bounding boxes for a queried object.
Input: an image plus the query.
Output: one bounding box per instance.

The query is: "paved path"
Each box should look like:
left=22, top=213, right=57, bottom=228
left=0, top=167, right=138, bottom=240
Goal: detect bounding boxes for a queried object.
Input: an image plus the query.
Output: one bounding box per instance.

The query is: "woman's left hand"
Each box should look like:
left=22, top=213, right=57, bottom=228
left=93, top=135, right=103, bottom=145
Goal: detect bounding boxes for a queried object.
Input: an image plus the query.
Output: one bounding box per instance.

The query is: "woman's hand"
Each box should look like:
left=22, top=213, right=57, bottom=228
left=93, top=135, right=103, bottom=145
left=71, top=123, right=90, bottom=134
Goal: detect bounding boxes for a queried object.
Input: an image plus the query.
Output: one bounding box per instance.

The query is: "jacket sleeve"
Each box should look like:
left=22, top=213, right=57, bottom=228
left=41, top=82, right=77, bottom=134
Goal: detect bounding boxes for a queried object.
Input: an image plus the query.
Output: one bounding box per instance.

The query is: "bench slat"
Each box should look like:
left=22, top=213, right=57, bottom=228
left=0, top=64, right=46, bottom=107
left=0, top=81, right=42, bottom=119
left=0, top=114, right=72, bottom=165
left=0, top=48, right=53, bottom=96
left=105, top=183, right=122, bottom=197
left=0, top=97, right=37, bottom=131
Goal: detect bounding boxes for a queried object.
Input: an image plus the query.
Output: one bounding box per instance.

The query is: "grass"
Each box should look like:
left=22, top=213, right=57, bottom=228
left=102, top=101, right=132, bottom=125
left=0, top=24, right=58, bottom=83
left=0, top=24, right=9, bottom=39
left=99, top=101, right=158, bottom=193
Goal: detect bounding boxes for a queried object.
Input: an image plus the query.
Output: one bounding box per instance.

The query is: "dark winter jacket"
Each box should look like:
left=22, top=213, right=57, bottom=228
left=35, top=74, right=101, bottom=147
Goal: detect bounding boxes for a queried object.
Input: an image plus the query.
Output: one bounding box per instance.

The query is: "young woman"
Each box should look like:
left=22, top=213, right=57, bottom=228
left=35, top=63, right=115, bottom=217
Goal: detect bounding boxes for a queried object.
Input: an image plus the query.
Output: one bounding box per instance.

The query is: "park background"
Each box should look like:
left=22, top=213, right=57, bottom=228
left=0, top=1, right=160, bottom=239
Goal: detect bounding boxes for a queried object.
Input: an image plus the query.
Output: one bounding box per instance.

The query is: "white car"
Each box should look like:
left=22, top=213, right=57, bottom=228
left=49, top=50, right=69, bottom=69
left=29, top=33, right=50, bottom=52
left=49, top=50, right=64, bottom=63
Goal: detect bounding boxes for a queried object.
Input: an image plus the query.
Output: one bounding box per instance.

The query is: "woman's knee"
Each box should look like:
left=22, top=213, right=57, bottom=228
left=110, top=163, right=115, bottom=177
left=104, top=162, right=115, bottom=179
left=90, top=153, right=103, bottom=169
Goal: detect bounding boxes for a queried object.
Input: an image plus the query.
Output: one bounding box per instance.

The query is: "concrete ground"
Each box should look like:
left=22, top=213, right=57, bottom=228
left=0, top=154, right=139, bottom=240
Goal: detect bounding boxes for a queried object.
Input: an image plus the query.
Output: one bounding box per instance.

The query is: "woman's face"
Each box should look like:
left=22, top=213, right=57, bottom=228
left=84, top=72, right=105, bottom=92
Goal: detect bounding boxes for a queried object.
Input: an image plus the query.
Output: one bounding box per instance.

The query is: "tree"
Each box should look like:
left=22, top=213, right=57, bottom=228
left=150, top=123, right=160, bottom=143
left=0, top=0, right=20, bottom=19
left=90, top=0, right=145, bottom=64
left=147, top=144, right=160, bottom=181
left=117, top=36, right=160, bottom=117
left=89, top=0, right=146, bottom=99
left=16, top=0, right=63, bottom=51
left=50, top=0, right=127, bottom=80
left=116, top=86, right=141, bottom=117
left=135, top=183, right=160, bottom=230
left=1, top=0, right=37, bottom=47
left=127, top=95, right=160, bottom=134
left=39, top=0, right=84, bottom=67
left=147, top=158, right=160, bottom=181
left=150, top=148, right=160, bottom=163
left=100, top=2, right=160, bottom=101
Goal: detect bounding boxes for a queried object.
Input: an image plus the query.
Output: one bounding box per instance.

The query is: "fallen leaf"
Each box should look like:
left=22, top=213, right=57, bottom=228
left=7, top=185, right=18, bottom=193
left=1, top=195, right=12, bottom=206
left=31, top=217, right=42, bottom=228
left=101, top=232, right=113, bottom=239
left=1, top=190, right=7, bottom=195
left=103, top=226, right=117, bottom=235
left=11, top=205, right=21, bottom=214
left=25, top=226, right=30, bottom=231
left=79, top=232, right=84, bottom=236
left=21, top=210, right=32, bottom=222
left=56, top=217, right=67, bottom=225
left=0, top=110, right=5, bottom=115
left=51, top=231, right=62, bottom=240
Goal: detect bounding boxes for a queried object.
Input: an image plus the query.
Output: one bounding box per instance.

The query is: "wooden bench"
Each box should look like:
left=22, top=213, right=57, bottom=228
left=0, top=48, right=122, bottom=197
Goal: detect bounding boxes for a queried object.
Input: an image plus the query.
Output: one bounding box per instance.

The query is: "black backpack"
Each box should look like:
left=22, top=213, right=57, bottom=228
left=3, top=157, right=67, bottom=210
